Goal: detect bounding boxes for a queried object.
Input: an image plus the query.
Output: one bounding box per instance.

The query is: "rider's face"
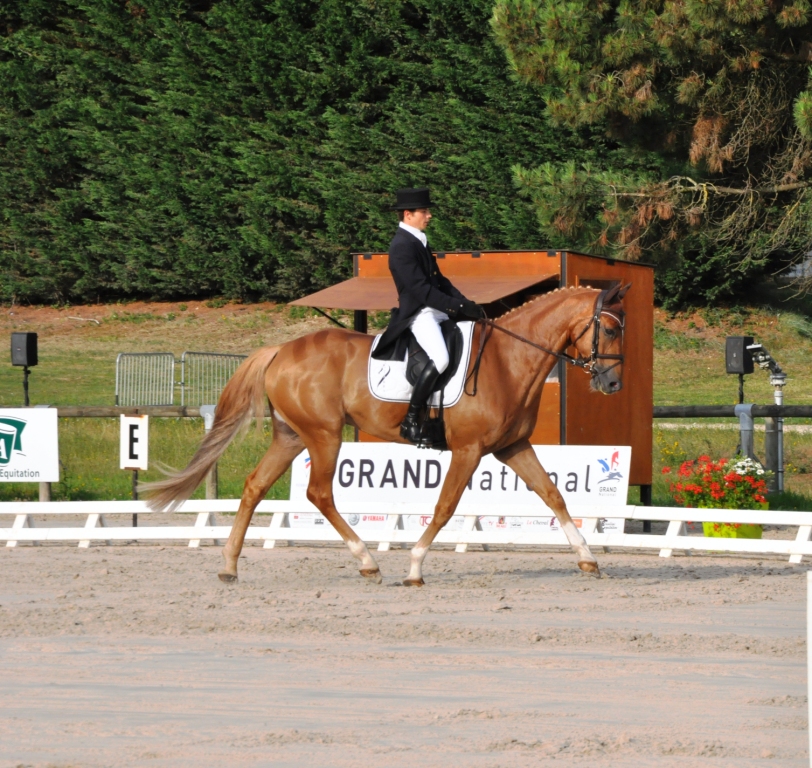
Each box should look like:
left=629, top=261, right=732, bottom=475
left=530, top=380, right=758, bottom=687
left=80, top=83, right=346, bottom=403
left=403, top=208, right=432, bottom=231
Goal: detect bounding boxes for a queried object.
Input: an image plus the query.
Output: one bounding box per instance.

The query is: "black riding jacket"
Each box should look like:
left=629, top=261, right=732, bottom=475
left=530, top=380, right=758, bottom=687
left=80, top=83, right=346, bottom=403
left=372, top=227, right=466, bottom=358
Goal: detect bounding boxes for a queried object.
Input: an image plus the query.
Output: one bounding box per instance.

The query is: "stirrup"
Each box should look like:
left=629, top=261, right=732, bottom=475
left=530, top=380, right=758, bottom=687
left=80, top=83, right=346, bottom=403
left=416, top=416, right=447, bottom=451
left=400, top=412, right=424, bottom=444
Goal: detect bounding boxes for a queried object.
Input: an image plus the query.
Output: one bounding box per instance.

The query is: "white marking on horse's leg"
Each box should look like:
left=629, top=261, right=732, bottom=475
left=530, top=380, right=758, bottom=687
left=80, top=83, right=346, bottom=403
left=407, top=545, right=428, bottom=583
left=561, top=520, right=597, bottom=564
left=347, top=538, right=379, bottom=572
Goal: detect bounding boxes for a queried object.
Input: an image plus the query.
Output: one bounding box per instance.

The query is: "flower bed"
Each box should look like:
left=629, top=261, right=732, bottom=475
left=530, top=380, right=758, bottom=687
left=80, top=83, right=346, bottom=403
left=662, top=456, right=770, bottom=539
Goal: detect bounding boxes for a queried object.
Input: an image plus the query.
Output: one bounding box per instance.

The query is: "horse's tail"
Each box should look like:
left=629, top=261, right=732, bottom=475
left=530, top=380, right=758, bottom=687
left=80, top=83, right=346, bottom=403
left=143, top=345, right=281, bottom=512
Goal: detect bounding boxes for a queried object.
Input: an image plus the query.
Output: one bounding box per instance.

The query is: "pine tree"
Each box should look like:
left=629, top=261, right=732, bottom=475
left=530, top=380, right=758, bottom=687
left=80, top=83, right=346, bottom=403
left=492, top=0, right=812, bottom=305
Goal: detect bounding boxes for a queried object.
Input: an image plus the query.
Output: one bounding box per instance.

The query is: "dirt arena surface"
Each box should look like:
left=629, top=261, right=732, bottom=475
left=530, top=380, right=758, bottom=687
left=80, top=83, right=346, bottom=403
left=0, top=544, right=808, bottom=767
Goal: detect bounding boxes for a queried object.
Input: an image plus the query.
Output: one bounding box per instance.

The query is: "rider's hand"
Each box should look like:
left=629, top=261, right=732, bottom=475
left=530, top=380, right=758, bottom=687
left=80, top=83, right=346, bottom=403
left=458, top=299, right=486, bottom=320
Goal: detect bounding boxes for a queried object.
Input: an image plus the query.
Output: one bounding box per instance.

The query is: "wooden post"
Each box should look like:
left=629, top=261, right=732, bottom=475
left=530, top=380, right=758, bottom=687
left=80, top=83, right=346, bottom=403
left=206, top=463, right=219, bottom=500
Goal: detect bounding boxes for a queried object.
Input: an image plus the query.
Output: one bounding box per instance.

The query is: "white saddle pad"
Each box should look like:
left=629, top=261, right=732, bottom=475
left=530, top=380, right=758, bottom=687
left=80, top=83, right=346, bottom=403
left=368, top=321, right=476, bottom=407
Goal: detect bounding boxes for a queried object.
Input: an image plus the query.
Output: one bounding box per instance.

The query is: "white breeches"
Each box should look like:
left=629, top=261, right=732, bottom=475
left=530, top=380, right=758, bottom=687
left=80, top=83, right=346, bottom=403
left=410, top=308, right=450, bottom=373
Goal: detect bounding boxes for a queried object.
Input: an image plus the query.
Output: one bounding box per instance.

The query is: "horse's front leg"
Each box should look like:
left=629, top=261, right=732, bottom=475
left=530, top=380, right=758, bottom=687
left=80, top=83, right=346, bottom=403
left=494, top=439, right=600, bottom=576
left=404, top=447, right=481, bottom=586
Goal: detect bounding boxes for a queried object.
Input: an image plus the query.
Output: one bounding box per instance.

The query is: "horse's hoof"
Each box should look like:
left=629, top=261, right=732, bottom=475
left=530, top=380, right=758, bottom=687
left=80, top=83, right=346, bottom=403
left=360, top=568, right=383, bottom=584
left=402, top=577, right=425, bottom=587
left=578, top=561, right=601, bottom=578
left=218, top=572, right=238, bottom=583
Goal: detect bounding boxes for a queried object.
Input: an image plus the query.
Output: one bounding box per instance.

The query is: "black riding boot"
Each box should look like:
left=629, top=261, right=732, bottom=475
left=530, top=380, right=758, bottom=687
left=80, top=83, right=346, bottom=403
left=400, top=361, right=440, bottom=444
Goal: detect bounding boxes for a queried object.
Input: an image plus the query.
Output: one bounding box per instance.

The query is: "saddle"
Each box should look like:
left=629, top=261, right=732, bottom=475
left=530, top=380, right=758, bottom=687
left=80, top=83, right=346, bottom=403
left=370, top=320, right=465, bottom=451
left=372, top=320, right=464, bottom=390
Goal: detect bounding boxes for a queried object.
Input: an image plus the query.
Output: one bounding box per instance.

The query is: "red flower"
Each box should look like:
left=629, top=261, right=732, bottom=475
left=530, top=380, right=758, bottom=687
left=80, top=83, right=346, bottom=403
left=662, top=466, right=672, bottom=474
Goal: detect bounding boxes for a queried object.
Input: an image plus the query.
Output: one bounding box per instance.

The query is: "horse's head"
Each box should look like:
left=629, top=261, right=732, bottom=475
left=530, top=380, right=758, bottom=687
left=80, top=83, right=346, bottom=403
left=569, top=283, right=630, bottom=395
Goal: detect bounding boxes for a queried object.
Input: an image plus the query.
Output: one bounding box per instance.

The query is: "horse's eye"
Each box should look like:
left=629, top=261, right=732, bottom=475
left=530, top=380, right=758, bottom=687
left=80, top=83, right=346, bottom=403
left=603, top=327, right=616, bottom=339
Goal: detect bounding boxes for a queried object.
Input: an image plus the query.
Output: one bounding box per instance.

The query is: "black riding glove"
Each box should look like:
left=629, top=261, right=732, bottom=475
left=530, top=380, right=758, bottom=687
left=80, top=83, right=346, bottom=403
left=457, top=299, right=485, bottom=320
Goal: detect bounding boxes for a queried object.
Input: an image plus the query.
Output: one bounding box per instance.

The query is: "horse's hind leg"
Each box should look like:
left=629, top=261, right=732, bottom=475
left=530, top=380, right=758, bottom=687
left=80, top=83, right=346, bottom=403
left=305, top=434, right=382, bottom=583
left=219, top=419, right=303, bottom=583
left=494, top=439, right=600, bottom=576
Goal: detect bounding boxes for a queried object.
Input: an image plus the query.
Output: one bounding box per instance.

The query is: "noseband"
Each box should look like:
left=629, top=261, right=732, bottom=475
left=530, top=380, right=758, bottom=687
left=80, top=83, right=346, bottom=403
left=465, top=289, right=625, bottom=395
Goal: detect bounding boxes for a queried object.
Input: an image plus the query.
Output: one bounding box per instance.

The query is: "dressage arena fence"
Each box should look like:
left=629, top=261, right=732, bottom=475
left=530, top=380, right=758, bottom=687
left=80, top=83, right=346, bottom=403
left=114, top=351, right=247, bottom=407
left=3, top=500, right=812, bottom=562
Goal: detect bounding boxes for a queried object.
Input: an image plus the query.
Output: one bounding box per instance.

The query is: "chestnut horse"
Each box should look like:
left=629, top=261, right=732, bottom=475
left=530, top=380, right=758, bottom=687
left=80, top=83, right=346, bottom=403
left=145, top=284, right=629, bottom=585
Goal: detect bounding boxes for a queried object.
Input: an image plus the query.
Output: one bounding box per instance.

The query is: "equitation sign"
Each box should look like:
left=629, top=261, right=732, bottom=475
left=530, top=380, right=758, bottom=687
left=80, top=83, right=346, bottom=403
left=290, top=444, right=630, bottom=531
left=0, top=408, right=59, bottom=483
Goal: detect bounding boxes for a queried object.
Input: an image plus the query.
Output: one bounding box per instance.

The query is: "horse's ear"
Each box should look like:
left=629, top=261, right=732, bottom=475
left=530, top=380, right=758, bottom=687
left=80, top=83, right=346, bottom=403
left=617, top=282, right=632, bottom=300
left=602, top=283, right=622, bottom=304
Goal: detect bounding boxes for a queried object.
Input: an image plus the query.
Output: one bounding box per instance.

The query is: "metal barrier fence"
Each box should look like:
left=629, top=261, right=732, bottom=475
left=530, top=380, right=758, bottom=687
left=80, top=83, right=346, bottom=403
left=180, top=351, right=247, bottom=406
left=115, top=352, right=248, bottom=407
left=114, top=353, right=175, bottom=406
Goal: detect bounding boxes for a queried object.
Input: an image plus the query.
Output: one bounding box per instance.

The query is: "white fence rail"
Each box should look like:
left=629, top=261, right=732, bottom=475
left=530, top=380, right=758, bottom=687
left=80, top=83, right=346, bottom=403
left=2, top=501, right=812, bottom=562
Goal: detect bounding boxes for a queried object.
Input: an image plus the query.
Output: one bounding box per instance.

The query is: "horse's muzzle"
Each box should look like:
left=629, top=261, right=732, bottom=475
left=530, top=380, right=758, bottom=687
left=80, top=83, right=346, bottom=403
left=590, top=365, right=623, bottom=395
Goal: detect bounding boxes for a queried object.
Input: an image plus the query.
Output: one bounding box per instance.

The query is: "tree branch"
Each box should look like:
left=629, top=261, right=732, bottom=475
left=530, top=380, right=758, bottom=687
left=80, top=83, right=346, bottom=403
left=606, top=177, right=810, bottom=197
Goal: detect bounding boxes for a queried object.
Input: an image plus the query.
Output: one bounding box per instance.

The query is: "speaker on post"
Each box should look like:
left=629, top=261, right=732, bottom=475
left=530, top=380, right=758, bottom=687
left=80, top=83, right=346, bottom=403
left=11, top=332, right=38, bottom=367
left=725, top=336, right=754, bottom=375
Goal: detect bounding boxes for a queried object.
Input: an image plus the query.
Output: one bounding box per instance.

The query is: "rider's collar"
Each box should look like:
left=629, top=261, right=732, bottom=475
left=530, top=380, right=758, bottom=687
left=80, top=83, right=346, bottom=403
left=399, top=221, right=427, bottom=248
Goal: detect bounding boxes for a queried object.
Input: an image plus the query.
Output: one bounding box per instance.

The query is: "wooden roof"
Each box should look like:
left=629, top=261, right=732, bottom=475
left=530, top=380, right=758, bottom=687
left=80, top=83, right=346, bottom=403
left=289, top=273, right=558, bottom=311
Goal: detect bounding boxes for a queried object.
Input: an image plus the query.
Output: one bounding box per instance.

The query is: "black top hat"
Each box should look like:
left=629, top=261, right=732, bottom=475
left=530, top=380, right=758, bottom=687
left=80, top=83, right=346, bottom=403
left=391, top=187, right=434, bottom=210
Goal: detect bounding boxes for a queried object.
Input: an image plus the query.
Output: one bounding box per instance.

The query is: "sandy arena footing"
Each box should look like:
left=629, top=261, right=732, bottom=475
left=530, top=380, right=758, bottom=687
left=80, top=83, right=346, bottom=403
left=0, top=545, right=807, bottom=767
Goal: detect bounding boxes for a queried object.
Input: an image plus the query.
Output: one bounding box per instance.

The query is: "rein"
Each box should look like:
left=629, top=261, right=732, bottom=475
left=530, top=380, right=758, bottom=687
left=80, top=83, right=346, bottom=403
left=464, top=288, right=625, bottom=396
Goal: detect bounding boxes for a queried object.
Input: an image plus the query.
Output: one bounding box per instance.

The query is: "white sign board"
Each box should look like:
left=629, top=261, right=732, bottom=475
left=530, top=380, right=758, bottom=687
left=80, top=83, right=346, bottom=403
left=290, top=443, right=630, bottom=533
left=292, top=443, right=630, bottom=505
left=0, top=408, right=60, bottom=482
left=120, top=415, right=149, bottom=470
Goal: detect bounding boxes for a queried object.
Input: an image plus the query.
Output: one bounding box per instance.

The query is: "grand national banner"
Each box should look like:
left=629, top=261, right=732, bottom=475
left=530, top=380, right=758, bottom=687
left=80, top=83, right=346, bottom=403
left=289, top=443, right=630, bottom=533
left=0, top=408, right=60, bottom=482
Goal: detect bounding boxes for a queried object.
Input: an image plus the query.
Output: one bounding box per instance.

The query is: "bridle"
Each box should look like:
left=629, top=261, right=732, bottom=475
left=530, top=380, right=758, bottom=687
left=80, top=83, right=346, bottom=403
left=569, top=288, right=626, bottom=375
left=465, top=288, right=625, bottom=395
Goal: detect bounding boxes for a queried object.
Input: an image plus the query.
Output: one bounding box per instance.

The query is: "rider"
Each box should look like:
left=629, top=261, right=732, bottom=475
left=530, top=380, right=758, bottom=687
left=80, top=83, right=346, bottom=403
left=373, top=187, right=484, bottom=444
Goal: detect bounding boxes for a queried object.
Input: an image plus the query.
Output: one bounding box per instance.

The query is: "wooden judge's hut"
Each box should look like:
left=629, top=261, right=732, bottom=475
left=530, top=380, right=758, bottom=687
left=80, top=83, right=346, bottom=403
left=291, top=249, right=654, bottom=501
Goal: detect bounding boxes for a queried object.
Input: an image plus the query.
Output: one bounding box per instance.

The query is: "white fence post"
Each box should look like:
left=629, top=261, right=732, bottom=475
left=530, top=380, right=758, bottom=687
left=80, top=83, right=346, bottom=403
left=78, top=513, right=109, bottom=548
left=5, top=514, right=34, bottom=548
left=189, top=511, right=223, bottom=548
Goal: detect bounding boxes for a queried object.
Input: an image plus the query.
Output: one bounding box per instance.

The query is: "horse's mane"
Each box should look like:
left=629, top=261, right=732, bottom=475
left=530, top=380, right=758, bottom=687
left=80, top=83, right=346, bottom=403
left=498, top=285, right=596, bottom=320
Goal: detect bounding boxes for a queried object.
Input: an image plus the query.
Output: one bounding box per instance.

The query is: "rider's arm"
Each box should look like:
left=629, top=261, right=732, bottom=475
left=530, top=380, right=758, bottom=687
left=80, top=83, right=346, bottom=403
left=389, top=238, right=464, bottom=317
left=432, top=255, right=466, bottom=301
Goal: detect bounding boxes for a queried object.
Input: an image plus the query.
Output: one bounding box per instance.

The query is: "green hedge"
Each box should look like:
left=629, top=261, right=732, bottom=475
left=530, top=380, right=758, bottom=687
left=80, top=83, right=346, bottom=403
left=0, top=0, right=612, bottom=304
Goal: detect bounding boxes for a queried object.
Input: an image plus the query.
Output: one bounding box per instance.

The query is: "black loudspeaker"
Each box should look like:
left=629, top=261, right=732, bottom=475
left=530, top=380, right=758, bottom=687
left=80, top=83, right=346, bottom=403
left=11, top=332, right=38, bottom=367
left=725, top=336, right=753, bottom=374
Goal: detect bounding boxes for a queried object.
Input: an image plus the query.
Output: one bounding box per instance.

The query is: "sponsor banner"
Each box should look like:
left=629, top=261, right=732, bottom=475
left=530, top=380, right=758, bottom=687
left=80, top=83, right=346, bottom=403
left=288, top=444, right=630, bottom=531
left=0, top=408, right=59, bottom=482
left=291, top=444, right=630, bottom=505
